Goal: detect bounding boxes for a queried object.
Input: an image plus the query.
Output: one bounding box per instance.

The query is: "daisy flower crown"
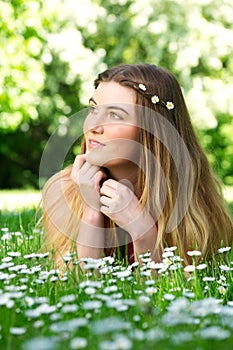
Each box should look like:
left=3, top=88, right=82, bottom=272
left=132, top=82, right=175, bottom=111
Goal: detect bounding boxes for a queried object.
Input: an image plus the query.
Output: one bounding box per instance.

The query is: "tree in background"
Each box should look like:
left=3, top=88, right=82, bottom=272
left=0, top=0, right=232, bottom=189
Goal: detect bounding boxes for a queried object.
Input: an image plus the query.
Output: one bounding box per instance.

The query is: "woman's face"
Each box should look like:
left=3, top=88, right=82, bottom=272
left=84, top=81, right=140, bottom=169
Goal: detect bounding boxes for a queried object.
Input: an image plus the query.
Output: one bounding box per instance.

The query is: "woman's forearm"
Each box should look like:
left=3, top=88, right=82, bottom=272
left=123, top=212, right=158, bottom=262
left=132, top=224, right=159, bottom=262
left=77, top=208, right=105, bottom=260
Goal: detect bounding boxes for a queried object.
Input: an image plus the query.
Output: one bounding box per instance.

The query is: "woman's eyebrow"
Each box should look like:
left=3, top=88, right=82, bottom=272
left=89, top=97, right=97, bottom=105
left=106, top=105, right=129, bottom=115
left=89, top=97, right=129, bottom=115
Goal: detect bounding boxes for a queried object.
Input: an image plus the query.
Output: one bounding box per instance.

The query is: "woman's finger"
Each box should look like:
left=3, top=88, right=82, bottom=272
left=100, top=178, right=119, bottom=196
left=79, top=161, right=100, bottom=177
left=100, top=184, right=117, bottom=198
left=70, top=154, right=86, bottom=182
left=100, top=195, right=112, bottom=206
left=100, top=205, right=111, bottom=215
left=95, top=170, right=107, bottom=193
left=102, top=179, right=118, bottom=190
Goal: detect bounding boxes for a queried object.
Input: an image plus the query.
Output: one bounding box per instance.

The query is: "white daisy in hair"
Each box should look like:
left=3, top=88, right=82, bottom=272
left=138, top=83, right=146, bottom=91
left=151, top=95, right=159, bottom=104
left=166, top=101, right=175, bottom=110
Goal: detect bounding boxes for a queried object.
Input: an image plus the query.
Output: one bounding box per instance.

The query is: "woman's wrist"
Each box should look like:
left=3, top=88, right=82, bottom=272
left=122, top=211, right=158, bottom=260
left=77, top=207, right=105, bottom=254
left=122, top=211, right=155, bottom=241
left=132, top=223, right=158, bottom=261
left=82, top=206, right=104, bottom=226
left=77, top=220, right=105, bottom=248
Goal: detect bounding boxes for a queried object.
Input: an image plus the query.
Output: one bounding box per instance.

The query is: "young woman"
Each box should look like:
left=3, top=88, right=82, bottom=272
left=42, top=63, right=233, bottom=268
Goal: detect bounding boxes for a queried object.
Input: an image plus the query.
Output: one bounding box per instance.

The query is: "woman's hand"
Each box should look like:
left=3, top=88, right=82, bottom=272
left=71, top=155, right=107, bottom=262
left=100, top=178, right=158, bottom=260
left=100, top=179, right=155, bottom=241
left=70, top=155, right=107, bottom=213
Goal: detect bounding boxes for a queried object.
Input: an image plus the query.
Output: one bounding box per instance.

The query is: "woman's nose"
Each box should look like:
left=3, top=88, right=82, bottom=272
left=84, top=111, right=105, bottom=133
left=90, top=123, right=104, bottom=134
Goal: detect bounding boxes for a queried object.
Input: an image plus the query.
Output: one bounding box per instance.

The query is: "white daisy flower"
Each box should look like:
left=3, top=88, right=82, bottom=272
left=184, top=265, right=196, bottom=272
left=139, top=83, right=146, bottom=91
left=145, top=287, right=158, bottom=296
left=218, top=246, right=231, bottom=253
left=10, top=327, right=26, bottom=335
left=187, top=250, right=202, bottom=257
left=164, top=246, right=177, bottom=252
left=196, top=264, right=207, bottom=270
left=151, top=95, right=159, bottom=104
left=218, top=286, right=227, bottom=295
left=166, top=101, right=174, bottom=110
left=203, top=276, right=215, bottom=282
left=70, top=337, right=87, bottom=349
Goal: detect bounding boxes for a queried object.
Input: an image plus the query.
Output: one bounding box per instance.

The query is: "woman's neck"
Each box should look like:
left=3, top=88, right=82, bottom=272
left=106, top=163, right=139, bottom=194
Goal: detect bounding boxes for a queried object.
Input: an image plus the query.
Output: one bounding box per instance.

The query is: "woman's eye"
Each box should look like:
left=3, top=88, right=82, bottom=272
left=109, top=111, right=122, bottom=120
left=88, top=106, right=98, bottom=114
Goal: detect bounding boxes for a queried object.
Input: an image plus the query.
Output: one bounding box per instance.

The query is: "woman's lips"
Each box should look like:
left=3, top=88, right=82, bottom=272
left=88, top=139, right=106, bottom=149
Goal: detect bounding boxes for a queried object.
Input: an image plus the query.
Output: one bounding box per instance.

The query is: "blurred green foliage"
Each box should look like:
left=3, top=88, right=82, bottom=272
left=0, top=0, right=233, bottom=188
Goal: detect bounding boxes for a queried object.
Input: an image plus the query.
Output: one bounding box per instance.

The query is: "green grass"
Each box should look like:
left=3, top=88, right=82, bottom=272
left=0, top=193, right=233, bottom=350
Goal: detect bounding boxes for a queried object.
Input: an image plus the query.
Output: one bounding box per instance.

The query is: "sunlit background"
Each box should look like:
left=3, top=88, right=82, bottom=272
left=0, top=0, right=233, bottom=208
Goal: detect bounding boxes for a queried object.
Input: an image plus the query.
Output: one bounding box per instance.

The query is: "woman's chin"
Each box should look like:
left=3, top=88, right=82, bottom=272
left=85, top=151, right=121, bottom=168
left=85, top=150, right=106, bottom=167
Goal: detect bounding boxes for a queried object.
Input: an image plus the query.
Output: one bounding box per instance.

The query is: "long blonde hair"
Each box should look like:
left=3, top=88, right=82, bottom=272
left=42, top=63, right=233, bottom=266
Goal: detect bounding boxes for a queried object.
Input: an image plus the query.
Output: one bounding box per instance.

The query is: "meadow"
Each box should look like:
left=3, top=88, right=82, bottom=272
left=0, top=191, right=232, bottom=350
